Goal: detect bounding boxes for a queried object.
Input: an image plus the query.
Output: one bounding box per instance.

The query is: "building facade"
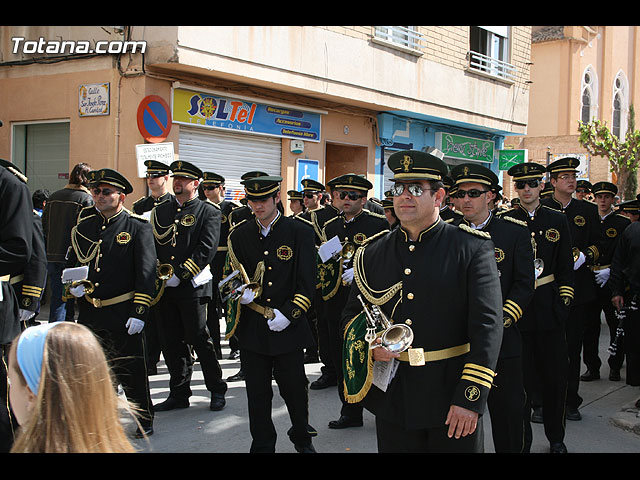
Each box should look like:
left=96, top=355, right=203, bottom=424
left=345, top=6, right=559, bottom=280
left=0, top=26, right=531, bottom=211
left=504, top=25, right=640, bottom=201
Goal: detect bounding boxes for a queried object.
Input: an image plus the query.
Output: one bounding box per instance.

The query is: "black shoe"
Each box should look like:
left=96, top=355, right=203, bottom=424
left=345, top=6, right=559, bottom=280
left=328, top=415, right=363, bottom=429
left=565, top=406, right=581, bottom=421
left=154, top=397, right=189, bottom=411
left=310, top=374, right=337, bottom=390
left=134, top=425, right=154, bottom=438
left=550, top=442, right=567, bottom=453
left=307, top=424, right=318, bottom=437
left=609, top=369, right=621, bottom=381
left=295, top=443, right=317, bottom=453
left=226, top=370, right=245, bottom=382
left=580, top=370, right=600, bottom=381
left=210, top=393, right=226, bottom=411
left=531, top=407, right=543, bottom=424
left=229, top=350, right=241, bottom=360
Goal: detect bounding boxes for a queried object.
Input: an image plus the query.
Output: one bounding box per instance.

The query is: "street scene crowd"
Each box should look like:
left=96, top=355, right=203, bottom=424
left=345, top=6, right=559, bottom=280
left=1, top=147, right=640, bottom=454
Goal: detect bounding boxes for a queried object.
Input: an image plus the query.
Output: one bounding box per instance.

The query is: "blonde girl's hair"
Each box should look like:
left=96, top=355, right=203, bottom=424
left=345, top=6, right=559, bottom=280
left=9, top=322, right=136, bottom=453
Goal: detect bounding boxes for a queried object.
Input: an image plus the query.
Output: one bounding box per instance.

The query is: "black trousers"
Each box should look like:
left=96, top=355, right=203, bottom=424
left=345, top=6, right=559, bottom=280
left=566, top=301, right=596, bottom=409
left=487, top=355, right=526, bottom=453
left=156, top=295, right=227, bottom=400
left=375, top=414, right=484, bottom=453
left=521, top=328, right=568, bottom=449
left=583, top=287, right=625, bottom=373
left=242, top=348, right=311, bottom=452
left=145, top=306, right=162, bottom=368
left=84, top=323, right=155, bottom=429
left=315, top=289, right=336, bottom=380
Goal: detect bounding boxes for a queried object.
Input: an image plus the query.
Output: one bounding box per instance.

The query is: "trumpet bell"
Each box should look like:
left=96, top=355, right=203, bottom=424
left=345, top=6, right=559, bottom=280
left=341, top=242, right=355, bottom=260
left=157, top=263, right=174, bottom=281
left=381, top=324, right=414, bottom=353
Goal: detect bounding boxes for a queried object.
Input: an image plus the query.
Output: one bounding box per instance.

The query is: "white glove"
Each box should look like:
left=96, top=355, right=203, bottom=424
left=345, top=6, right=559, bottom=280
left=267, top=308, right=291, bottom=332
left=595, top=268, right=610, bottom=287
left=239, top=285, right=256, bottom=305
left=341, top=267, right=354, bottom=285
left=69, top=284, right=86, bottom=297
left=573, top=251, right=586, bottom=271
left=125, top=317, right=145, bottom=335
left=166, top=274, right=180, bottom=287
left=19, top=309, right=35, bottom=322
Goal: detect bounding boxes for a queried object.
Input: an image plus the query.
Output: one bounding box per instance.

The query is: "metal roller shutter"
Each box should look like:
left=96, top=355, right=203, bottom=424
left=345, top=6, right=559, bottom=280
left=178, top=126, right=282, bottom=200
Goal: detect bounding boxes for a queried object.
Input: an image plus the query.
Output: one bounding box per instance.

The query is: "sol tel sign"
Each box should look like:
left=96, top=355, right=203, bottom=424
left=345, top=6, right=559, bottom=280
left=137, top=95, right=172, bottom=143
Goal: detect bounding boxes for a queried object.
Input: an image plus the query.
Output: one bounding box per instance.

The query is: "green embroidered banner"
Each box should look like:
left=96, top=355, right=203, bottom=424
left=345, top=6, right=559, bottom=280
left=343, top=311, right=377, bottom=403
left=319, top=256, right=342, bottom=301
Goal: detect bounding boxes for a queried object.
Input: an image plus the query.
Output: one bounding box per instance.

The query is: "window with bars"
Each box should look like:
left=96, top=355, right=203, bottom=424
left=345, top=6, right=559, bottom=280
left=468, top=26, right=516, bottom=81
left=373, top=26, right=425, bottom=53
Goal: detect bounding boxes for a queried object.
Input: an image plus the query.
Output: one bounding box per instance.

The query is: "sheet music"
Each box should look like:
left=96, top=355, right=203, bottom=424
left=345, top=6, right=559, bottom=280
left=318, top=235, right=342, bottom=263
left=372, top=358, right=399, bottom=392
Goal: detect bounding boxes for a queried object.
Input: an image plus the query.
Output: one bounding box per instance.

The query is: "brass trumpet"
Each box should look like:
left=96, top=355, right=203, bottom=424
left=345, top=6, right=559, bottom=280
left=157, top=263, right=174, bottom=280
left=70, top=279, right=95, bottom=295
left=358, top=294, right=414, bottom=353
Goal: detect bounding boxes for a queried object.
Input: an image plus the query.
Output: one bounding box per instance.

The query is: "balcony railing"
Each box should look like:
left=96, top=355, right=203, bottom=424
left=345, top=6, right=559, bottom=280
left=468, top=50, right=517, bottom=81
left=373, top=26, right=425, bottom=53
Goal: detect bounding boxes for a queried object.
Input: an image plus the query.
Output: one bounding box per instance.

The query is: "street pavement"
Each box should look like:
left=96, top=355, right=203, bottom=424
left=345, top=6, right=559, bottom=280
left=33, top=305, right=640, bottom=453
left=126, top=318, right=640, bottom=454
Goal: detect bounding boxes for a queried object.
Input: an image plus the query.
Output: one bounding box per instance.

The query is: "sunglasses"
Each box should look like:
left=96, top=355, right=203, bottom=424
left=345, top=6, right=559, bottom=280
left=203, top=185, right=221, bottom=191
left=304, top=193, right=317, bottom=199
left=514, top=179, right=541, bottom=189
left=451, top=189, right=490, bottom=199
left=338, top=191, right=365, bottom=201
left=91, top=187, right=121, bottom=197
left=390, top=183, right=433, bottom=197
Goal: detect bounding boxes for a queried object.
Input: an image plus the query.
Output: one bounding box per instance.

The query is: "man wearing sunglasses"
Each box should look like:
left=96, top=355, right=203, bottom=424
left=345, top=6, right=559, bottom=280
left=320, top=173, right=388, bottom=430
left=151, top=161, right=228, bottom=413
left=503, top=161, right=574, bottom=453
left=65, top=168, right=157, bottom=438
left=582, top=182, right=630, bottom=384
left=575, top=180, right=592, bottom=201
left=450, top=163, right=535, bottom=453
left=541, top=158, right=601, bottom=420
left=339, top=150, right=503, bottom=453
left=439, top=175, right=463, bottom=224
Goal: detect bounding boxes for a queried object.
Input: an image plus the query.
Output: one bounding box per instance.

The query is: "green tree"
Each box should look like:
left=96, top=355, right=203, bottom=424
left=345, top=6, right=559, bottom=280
left=578, top=104, right=640, bottom=200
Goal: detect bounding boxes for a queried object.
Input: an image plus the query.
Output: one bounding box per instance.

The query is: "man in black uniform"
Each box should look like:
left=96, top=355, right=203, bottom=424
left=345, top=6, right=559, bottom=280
left=340, top=150, right=503, bottom=453
left=0, top=159, right=34, bottom=452
left=582, top=181, right=631, bottom=382
left=503, top=161, right=574, bottom=453
left=300, top=178, right=342, bottom=389
left=201, top=171, right=241, bottom=359
left=0, top=161, right=47, bottom=330
left=151, top=160, right=227, bottom=412
left=288, top=190, right=305, bottom=216
left=450, top=163, right=535, bottom=453
left=65, top=168, right=156, bottom=438
left=439, top=174, right=463, bottom=224
left=132, top=160, right=174, bottom=375
left=541, top=157, right=600, bottom=420
left=320, top=173, right=388, bottom=429
left=575, top=180, right=592, bottom=201
left=610, top=193, right=640, bottom=391
left=225, top=175, right=317, bottom=453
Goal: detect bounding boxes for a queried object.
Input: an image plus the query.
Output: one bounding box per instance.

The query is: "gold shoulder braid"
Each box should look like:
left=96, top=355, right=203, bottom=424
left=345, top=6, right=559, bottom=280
left=151, top=208, right=177, bottom=246
left=310, top=210, right=327, bottom=243
left=70, top=224, right=102, bottom=270
left=353, top=244, right=402, bottom=306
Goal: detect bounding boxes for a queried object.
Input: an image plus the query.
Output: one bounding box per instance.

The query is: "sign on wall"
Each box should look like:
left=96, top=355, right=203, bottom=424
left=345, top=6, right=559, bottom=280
left=296, top=159, right=319, bottom=191
left=137, top=95, right=172, bottom=143
left=135, top=142, right=174, bottom=178
left=79, top=83, right=110, bottom=117
left=435, top=132, right=494, bottom=163
left=498, top=149, right=527, bottom=170
left=173, top=88, right=321, bottom=142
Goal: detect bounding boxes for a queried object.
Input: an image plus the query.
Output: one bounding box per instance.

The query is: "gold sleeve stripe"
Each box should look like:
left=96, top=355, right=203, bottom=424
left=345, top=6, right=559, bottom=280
left=503, top=300, right=522, bottom=320
left=461, top=375, right=494, bottom=389
left=292, top=298, right=310, bottom=312
left=559, top=286, right=574, bottom=298
left=587, top=245, right=599, bottom=262
left=463, top=363, right=496, bottom=378
left=293, top=294, right=311, bottom=310
left=22, top=286, right=44, bottom=296
left=184, top=258, right=202, bottom=275
left=135, top=293, right=153, bottom=301
left=461, top=363, right=496, bottom=389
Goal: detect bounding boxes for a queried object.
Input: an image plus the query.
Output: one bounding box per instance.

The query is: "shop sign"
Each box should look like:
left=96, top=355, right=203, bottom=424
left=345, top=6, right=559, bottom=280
left=498, top=149, right=527, bottom=170
left=173, top=88, right=321, bottom=142
left=79, top=83, right=110, bottom=117
left=435, top=132, right=494, bottom=163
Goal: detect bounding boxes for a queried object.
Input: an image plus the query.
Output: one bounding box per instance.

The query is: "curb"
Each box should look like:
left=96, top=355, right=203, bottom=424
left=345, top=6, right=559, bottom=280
left=610, top=400, right=640, bottom=435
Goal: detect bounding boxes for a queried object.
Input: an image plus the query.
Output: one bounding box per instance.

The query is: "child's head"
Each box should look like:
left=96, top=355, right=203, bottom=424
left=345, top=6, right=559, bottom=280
left=8, top=322, right=135, bottom=453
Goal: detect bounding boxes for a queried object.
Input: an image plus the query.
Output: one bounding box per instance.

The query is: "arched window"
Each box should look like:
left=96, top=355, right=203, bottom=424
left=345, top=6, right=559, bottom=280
left=612, top=70, right=629, bottom=139
left=581, top=66, right=598, bottom=123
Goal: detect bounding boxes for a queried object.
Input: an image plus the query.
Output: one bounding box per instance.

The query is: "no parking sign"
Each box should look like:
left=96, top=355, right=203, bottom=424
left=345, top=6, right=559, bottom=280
left=137, top=95, right=172, bottom=143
